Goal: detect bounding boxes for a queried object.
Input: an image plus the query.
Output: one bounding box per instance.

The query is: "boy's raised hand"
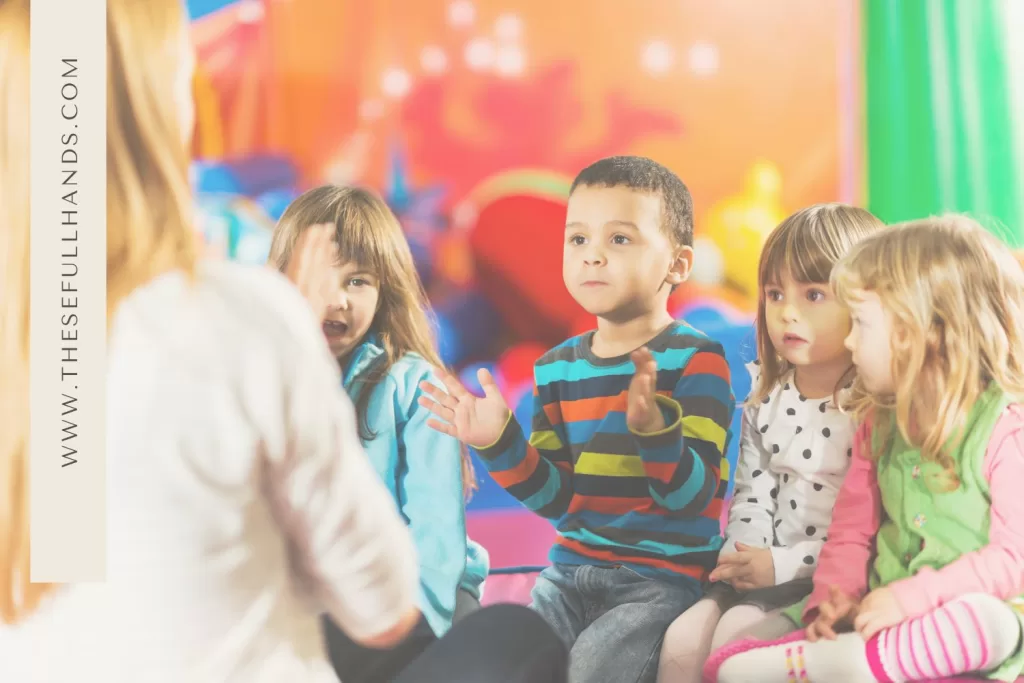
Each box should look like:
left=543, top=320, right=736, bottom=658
left=282, top=224, right=341, bottom=321
left=627, top=347, right=666, bottom=433
left=419, top=368, right=511, bottom=449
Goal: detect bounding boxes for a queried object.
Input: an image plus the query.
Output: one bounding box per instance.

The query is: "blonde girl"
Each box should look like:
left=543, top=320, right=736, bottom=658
left=268, top=185, right=490, bottom=681
left=709, top=216, right=1024, bottom=682
left=659, top=204, right=885, bottom=683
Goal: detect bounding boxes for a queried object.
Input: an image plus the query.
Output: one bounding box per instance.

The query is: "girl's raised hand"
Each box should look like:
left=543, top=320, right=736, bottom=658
left=282, top=224, right=341, bottom=321
left=418, top=368, right=511, bottom=449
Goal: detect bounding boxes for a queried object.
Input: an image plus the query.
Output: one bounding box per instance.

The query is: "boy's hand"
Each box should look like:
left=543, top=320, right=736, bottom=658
left=418, top=369, right=511, bottom=449
left=708, top=542, right=775, bottom=591
left=282, top=224, right=341, bottom=321
left=806, top=585, right=860, bottom=642
left=627, top=347, right=666, bottom=433
left=853, top=586, right=903, bottom=640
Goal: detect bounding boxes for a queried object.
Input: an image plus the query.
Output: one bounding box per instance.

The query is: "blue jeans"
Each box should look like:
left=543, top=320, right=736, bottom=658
left=530, top=563, right=700, bottom=683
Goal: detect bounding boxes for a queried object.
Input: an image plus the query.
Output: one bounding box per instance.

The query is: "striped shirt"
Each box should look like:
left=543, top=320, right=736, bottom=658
left=475, top=321, right=735, bottom=585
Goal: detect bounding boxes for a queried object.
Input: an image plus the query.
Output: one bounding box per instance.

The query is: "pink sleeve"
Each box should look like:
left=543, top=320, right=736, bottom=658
left=802, top=421, right=883, bottom=623
left=888, top=404, right=1024, bottom=620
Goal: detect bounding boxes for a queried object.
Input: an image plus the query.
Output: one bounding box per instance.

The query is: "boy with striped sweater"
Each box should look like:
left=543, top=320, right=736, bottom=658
left=421, top=156, right=735, bottom=683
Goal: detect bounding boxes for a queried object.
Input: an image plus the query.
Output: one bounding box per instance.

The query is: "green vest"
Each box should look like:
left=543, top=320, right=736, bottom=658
left=870, top=385, right=1024, bottom=681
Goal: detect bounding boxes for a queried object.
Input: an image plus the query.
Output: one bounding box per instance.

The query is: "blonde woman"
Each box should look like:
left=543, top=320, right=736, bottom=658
left=0, top=1, right=565, bottom=681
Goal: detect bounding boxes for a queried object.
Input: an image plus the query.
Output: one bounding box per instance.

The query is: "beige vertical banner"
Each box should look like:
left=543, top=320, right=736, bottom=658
left=30, top=0, right=106, bottom=582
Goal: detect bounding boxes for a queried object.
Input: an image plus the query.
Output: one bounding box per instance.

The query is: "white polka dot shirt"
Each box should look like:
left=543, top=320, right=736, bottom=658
left=722, top=361, right=856, bottom=584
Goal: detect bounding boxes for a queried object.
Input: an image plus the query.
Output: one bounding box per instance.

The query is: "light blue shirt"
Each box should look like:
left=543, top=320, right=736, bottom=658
left=343, top=336, right=489, bottom=636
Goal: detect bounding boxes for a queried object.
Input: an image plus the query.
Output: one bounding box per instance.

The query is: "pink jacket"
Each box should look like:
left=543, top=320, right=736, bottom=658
left=804, top=405, right=1024, bottom=622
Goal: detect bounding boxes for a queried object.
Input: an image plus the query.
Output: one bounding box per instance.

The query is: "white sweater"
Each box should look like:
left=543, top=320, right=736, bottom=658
left=3, top=262, right=418, bottom=682
left=722, top=361, right=855, bottom=584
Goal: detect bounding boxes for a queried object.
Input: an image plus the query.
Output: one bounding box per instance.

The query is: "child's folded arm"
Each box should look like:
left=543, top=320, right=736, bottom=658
left=631, top=342, right=733, bottom=515
left=888, top=407, right=1024, bottom=620
left=472, top=384, right=574, bottom=520
left=803, top=421, right=881, bottom=622
left=721, top=404, right=779, bottom=554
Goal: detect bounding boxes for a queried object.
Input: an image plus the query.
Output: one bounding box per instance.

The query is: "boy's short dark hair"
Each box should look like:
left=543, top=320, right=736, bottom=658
left=569, top=155, right=694, bottom=248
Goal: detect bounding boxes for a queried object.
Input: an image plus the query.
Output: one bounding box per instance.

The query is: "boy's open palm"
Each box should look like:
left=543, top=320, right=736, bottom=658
left=627, top=347, right=666, bottom=433
left=419, top=368, right=511, bottom=448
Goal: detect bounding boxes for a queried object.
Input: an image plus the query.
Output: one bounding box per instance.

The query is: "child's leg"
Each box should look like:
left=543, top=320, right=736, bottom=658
left=710, top=606, right=797, bottom=651
left=657, top=598, right=724, bottom=683
left=710, top=593, right=1023, bottom=683
left=568, top=566, right=701, bottom=683
left=529, top=564, right=588, bottom=649
left=452, top=588, right=481, bottom=624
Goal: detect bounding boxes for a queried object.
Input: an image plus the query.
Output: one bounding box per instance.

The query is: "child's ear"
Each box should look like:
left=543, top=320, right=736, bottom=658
left=666, top=245, right=695, bottom=286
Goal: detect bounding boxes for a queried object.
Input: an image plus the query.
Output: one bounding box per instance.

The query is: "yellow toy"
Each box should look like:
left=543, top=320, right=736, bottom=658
left=699, top=160, right=787, bottom=304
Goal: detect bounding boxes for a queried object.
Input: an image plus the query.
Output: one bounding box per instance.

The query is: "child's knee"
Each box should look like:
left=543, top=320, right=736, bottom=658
left=657, top=599, right=721, bottom=675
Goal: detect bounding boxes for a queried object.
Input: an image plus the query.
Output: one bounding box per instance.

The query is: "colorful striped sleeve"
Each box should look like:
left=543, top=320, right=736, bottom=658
left=472, top=381, right=573, bottom=520
left=630, top=341, right=733, bottom=515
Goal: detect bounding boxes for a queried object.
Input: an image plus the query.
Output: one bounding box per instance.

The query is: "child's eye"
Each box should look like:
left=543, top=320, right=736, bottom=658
left=611, top=234, right=631, bottom=245
left=349, top=278, right=368, bottom=287
left=569, top=235, right=587, bottom=246
left=765, top=289, right=783, bottom=302
left=806, top=289, right=826, bottom=302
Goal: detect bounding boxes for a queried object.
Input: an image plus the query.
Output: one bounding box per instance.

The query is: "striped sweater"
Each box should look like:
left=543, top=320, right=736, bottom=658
left=475, top=321, right=735, bottom=586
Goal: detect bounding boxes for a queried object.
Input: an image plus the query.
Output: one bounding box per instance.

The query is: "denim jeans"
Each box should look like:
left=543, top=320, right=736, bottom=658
left=530, top=563, right=701, bottom=683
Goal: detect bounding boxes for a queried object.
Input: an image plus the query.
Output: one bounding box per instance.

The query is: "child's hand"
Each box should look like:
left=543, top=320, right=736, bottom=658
left=806, top=585, right=860, bottom=642
left=282, top=224, right=341, bottom=321
left=708, top=542, right=775, bottom=591
left=853, top=586, right=904, bottom=639
left=418, top=368, right=511, bottom=449
left=627, top=347, right=666, bottom=433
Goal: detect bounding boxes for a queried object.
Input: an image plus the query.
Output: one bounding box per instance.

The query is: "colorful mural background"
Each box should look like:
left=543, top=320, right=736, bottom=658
left=185, top=0, right=1024, bottom=572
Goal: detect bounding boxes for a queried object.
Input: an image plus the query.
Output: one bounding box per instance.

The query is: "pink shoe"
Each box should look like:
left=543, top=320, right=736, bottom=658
left=701, top=631, right=807, bottom=683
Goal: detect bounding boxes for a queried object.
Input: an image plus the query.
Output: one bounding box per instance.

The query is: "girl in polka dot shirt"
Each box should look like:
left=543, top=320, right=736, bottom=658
left=658, top=204, right=886, bottom=683
left=707, top=218, right=1024, bottom=682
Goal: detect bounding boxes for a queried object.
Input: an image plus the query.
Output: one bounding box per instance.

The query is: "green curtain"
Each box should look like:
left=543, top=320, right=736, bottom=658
left=863, top=0, right=1023, bottom=246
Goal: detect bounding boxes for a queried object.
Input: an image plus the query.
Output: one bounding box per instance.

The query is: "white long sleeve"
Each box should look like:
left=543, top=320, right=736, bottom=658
left=265, top=306, right=418, bottom=643
left=1, top=262, right=420, bottom=683
left=722, top=404, right=779, bottom=553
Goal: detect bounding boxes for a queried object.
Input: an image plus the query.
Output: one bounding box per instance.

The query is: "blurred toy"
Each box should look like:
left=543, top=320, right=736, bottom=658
left=700, top=160, right=787, bottom=304
left=255, top=188, right=300, bottom=222
left=382, top=141, right=450, bottom=289
left=192, top=155, right=299, bottom=197
left=195, top=195, right=275, bottom=266
left=432, top=290, right=503, bottom=367
left=467, top=171, right=587, bottom=346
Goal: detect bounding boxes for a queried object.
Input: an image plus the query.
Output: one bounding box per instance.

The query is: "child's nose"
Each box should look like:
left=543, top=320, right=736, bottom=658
left=583, top=245, right=606, bottom=266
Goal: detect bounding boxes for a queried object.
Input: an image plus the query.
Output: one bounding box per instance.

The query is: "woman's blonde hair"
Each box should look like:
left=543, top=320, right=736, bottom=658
left=750, top=203, right=886, bottom=404
left=832, top=215, right=1024, bottom=468
left=0, top=0, right=197, bottom=625
left=268, top=185, right=477, bottom=498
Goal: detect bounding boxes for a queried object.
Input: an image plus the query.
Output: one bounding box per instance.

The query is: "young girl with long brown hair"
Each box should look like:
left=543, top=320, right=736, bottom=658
left=269, top=185, right=489, bottom=682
